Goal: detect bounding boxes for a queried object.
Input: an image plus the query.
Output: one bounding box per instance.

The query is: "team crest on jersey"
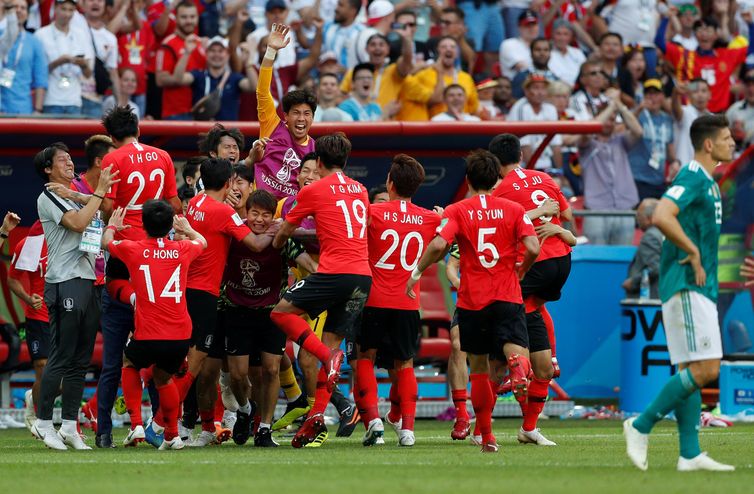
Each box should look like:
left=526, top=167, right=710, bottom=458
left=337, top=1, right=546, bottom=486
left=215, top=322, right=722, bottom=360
left=31, top=341, right=39, bottom=353
left=63, top=298, right=74, bottom=311
left=240, top=259, right=261, bottom=288
left=436, top=218, right=449, bottom=234
left=277, top=148, right=302, bottom=183
left=666, top=185, right=685, bottom=200
left=204, top=335, right=213, bottom=348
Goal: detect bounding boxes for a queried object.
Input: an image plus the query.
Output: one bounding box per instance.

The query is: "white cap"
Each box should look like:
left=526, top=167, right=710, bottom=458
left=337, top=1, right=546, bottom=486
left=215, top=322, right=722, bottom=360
left=367, top=0, right=394, bottom=25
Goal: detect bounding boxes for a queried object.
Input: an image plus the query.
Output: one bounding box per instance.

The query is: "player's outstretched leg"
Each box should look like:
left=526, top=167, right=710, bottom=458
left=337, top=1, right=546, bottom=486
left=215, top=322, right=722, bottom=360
left=121, top=366, right=145, bottom=447
left=448, top=322, right=470, bottom=440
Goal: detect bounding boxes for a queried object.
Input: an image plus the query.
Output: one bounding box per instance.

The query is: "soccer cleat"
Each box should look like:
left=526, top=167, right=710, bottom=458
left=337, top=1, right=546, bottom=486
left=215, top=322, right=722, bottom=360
left=95, top=434, right=115, bottom=449
left=325, top=349, right=345, bottom=393
left=123, top=425, right=145, bottom=447
left=507, top=354, right=531, bottom=399
left=336, top=404, right=360, bottom=437
left=1, top=414, right=25, bottom=428
left=497, top=378, right=512, bottom=395
left=232, top=410, right=253, bottom=445
left=40, top=428, right=68, bottom=451
left=517, top=427, right=556, bottom=446
left=24, top=390, right=36, bottom=432
left=144, top=419, right=164, bottom=448
left=272, top=394, right=310, bottom=431
left=188, top=430, right=217, bottom=447
left=81, top=402, right=97, bottom=434
left=398, top=429, right=415, bottom=447
left=677, top=453, right=734, bottom=472
left=384, top=411, right=402, bottom=437
left=551, top=357, right=561, bottom=379
left=59, top=428, right=92, bottom=450
left=158, top=436, right=185, bottom=451
left=214, top=422, right=232, bottom=444
left=177, top=421, right=193, bottom=442
left=254, top=427, right=279, bottom=447
left=362, top=418, right=385, bottom=447
left=451, top=419, right=470, bottom=440
left=222, top=409, right=237, bottom=431
left=303, top=430, right=329, bottom=448
left=469, top=434, right=483, bottom=446
left=292, top=413, right=327, bottom=449
left=375, top=436, right=385, bottom=445
left=30, top=421, right=44, bottom=440
left=481, top=442, right=499, bottom=453
left=623, top=417, right=649, bottom=471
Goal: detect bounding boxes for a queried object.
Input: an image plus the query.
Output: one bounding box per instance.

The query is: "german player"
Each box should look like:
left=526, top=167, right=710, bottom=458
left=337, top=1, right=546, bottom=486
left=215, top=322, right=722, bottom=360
left=103, top=201, right=207, bottom=450
left=406, top=150, right=540, bottom=453
left=624, top=115, right=735, bottom=472
left=490, top=133, right=575, bottom=446
left=179, top=158, right=277, bottom=447
left=356, top=154, right=442, bottom=447
left=271, top=132, right=371, bottom=448
left=255, top=23, right=316, bottom=200
left=97, top=106, right=181, bottom=448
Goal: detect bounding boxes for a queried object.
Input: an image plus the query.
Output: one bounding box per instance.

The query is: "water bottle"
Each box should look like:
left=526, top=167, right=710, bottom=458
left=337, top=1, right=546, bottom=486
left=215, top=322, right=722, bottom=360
left=639, top=268, right=650, bottom=300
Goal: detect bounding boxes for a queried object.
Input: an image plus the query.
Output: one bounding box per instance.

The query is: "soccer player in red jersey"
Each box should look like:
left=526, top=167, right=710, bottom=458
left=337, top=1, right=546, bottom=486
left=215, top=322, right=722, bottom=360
left=490, top=133, right=576, bottom=446
left=355, top=154, right=442, bottom=447
left=7, top=222, right=48, bottom=431
left=103, top=201, right=207, bottom=450
left=407, top=150, right=540, bottom=453
left=271, top=132, right=372, bottom=448
left=180, top=157, right=276, bottom=447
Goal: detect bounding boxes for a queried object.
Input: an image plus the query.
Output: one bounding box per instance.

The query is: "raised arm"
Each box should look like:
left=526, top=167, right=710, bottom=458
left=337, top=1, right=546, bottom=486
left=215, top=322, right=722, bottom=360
left=61, top=166, right=119, bottom=233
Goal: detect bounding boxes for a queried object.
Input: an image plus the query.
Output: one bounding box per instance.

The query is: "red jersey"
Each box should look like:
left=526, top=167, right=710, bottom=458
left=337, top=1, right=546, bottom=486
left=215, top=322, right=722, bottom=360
left=493, top=167, right=571, bottom=262
left=8, top=236, right=49, bottom=322
left=186, top=193, right=251, bottom=295
left=118, top=27, right=156, bottom=93
left=438, top=194, right=536, bottom=310
left=366, top=200, right=441, bottom=310
left=103, top=141, right=178, bottom=241
left=156, top=34, right=207, bottom=118
left=664, top=43, right=747, bottom=113
left=109, top=237, right=203, bottom=340
left=285, top=171, right=371, bottom=276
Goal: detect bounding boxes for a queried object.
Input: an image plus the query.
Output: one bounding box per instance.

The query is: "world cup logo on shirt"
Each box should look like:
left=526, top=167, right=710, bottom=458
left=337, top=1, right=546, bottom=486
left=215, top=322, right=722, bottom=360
left=240, top=259, right=261, bottom=288
left=277, top=148, right=302, bottom=183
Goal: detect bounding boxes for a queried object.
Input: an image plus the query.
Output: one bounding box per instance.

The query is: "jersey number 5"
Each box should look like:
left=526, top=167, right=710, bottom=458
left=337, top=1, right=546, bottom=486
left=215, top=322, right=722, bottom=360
left=477, top=227, right=499, bottom=268
left=138, top=265, right=182, bottom=303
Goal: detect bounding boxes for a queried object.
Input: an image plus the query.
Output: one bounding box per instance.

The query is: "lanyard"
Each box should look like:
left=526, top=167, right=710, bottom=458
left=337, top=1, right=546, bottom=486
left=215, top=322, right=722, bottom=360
left=204, top=71, right=227, bottom=97
left=4, top=31, right=24, bottom=69
left=642, top=109, right=664, bottom=151
left=372, top=64, right=385, bottom=101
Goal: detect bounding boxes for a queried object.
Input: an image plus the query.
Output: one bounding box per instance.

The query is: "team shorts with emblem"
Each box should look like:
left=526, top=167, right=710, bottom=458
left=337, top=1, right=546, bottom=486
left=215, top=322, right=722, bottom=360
left=186, top=288, right=221, bottom=357
left=222, top=306, right=286, bottom=365
left=359, top=307, right=421, bottom=362
left=521, top=253, right=571, bottom=302
left=457, top=301, right=528, bottom=355
left=283, top=273, right=372, bottom=341
left=662, top=290, right=723, bottom=365
left=125, top=338, right=191, bottom=375
left=25, top=318, right=50, bottom=361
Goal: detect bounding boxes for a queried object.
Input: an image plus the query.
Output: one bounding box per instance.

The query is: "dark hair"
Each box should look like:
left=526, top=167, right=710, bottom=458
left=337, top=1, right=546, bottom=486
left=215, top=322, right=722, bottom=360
left=102, top=106, right=139, bottom=141
left=694, top=16, right=720, bottom=30
left=369, top=184, right=388, bottom=203
left=315, top=132, right=351, bottom=169
left=465, top=150, right=501, bottom=191
left=319, top=73, right=339, bottom=85
left=183, top=156, right=204, bottom=182
left=198, top=124, right=244, bottom=157
left=233, top=163, right=254, bottom=183
left=345, top=0, right=360, bottom=11
left=34, top=142, right=69, bottom=181
left=437, top=35, right=458, bottom=48
left=690, top=114, right=729, bottom=151
left=389, top=154, right=425, bottom=198
left=142, top=199, right=174, bottom=238
left=282, top=89, right=317, bottom=114
left=353, top=62, right=375, bottom=78
left=395, top=9, right=417, bottom=21
left=200, top=157, right=233, bottom=191
left=441, top=6, right=464, bottom=20
left=530, top=37, right=550, bottom=53
left=443, top=83, right=466, bottom=98
left=175, top=0, right=197, bottom=12
left=246, top=189, right=277, bottom=214
left=84, top=134, right=114, bottom=170
left=301, top=152, right=318, bottom=164
left=488, top=133, right=521, bottom=167
left=366, top=33, right=389, bottom=46
left=689, top=77, right=710, bottom=88
left=598, top=32, right=623, bottom=46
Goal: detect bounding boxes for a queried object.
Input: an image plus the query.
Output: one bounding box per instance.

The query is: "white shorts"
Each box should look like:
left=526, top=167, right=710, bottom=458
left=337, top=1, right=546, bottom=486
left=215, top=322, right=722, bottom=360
left=662, top=290, right=723, bottom=365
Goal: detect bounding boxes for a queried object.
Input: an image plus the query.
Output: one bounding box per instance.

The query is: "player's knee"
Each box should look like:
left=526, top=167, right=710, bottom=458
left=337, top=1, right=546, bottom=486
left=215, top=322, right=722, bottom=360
left=534, top=365, right=554, bottom=380
left=261, top=363, right=279, bottom=381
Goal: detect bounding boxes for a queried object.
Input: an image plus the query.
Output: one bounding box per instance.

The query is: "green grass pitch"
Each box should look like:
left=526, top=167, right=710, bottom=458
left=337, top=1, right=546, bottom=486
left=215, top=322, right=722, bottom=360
left=1, top=420, right=752, bottom=494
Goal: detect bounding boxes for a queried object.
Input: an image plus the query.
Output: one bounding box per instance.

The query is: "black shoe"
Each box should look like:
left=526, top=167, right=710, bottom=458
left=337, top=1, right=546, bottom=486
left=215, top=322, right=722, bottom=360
left=336, top=404, right=360, bottom=437
left=95, top=434, right=115, bottom=449
left=254, top=427, right=279, bottom=447
left=232, top=409, right=253, bottom=445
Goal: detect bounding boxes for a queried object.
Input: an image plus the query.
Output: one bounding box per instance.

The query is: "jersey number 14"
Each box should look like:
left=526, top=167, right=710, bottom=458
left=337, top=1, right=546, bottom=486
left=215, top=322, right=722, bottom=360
left=138, top=265, right=182, bottom=303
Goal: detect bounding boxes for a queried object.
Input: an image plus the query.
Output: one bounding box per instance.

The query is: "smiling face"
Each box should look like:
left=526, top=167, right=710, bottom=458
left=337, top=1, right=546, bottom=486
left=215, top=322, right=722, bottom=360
left=232, top=175, right=252, bottom=209
left=215, top=135, right=240, bottom=163
left=437, top=38, right=458, bottom=68
left=176, top=4, right=198, bottom=36
left=47, top=148, right=75, bottom=184
left=352, top=68, right=374, bottom=99
left=626, top=51, right=646, bottom=81
left=207, top=44, right=229, bottom=70
left=317, top=74, right=341, bottom=105
left=298, top=159, right=320, bottom=188
left=444, top=86, right=466, bottom=112
left=247, top=204, right=274, bottom=234
left=366, top=37, right=389, bottom=65
left=599, top=35, right=622, bottom=61
left=285, top=103, right=314, bottom=141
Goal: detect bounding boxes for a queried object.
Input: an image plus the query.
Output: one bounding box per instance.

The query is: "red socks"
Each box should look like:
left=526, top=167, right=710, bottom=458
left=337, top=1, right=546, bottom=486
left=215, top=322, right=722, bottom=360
left=214, top=385, right=224, bottom=423
left=121, top=367, right=144, bottom=427
left=200, top=410, right=215, bottom=433
left=470, top=374, right=495, bottom=444
left=523, top=377, right=550, bottom=432
left=85, top=391, right=98, bottom=418
left=270, top=311, right=330, bottom=363
left=157, top=381, right=180, bottom=440
left=539, top=305, right=556, bottom=356
left=451, top=388, right=469, bottom=422
left=174, top=371, right=195, bottom=401
left=311, top=368, right=333, bottom=415
left=356, top=359, right=379, bottom=424
left=397, top=367, right=417, bottom=431
left=387, top=380, right=401, bottom=424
